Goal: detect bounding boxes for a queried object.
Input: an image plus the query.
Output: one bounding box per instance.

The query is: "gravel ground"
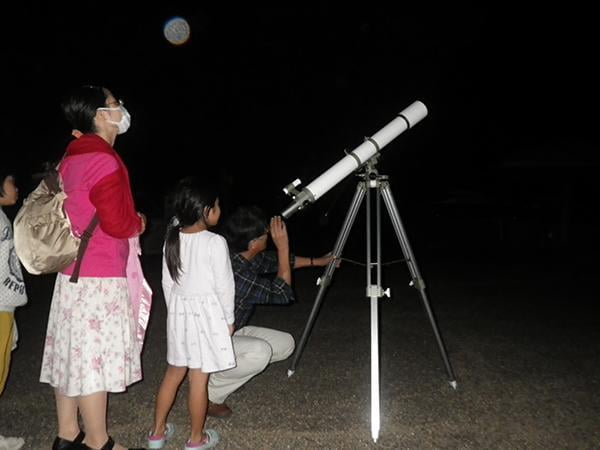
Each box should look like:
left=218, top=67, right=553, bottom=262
left=1, top=248, right=599, bottom=449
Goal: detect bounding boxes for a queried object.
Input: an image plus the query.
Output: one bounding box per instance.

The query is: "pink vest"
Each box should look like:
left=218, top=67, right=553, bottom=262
left=60, top=152, right=129, bottom=277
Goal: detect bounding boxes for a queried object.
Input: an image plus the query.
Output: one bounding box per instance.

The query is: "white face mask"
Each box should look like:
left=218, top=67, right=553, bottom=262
left=97, top=103, right=131, bottom=134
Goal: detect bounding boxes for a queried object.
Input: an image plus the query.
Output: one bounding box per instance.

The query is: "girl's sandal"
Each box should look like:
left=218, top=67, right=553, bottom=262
left=147, top=423, right=176, bottom=449
left=184, top=429, right=220, bottom=449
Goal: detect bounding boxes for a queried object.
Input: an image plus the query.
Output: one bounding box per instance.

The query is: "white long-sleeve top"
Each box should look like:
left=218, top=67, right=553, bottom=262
left=161, top=230, right=235, bottom=325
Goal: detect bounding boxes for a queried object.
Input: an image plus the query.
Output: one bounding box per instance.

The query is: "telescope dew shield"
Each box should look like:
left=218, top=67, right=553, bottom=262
left=282, top=101, right=428, bottom=218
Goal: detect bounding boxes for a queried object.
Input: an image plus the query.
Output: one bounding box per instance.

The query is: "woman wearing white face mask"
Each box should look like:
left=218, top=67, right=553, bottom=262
left=97, top=98, right=131, bottom=136
left=40, top=85, right=146, bottom=450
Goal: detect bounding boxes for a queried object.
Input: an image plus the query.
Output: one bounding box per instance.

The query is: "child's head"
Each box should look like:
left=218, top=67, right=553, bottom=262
left=164, top=176, right=220, bottom=282
left=171, top=176, right=220, bottom=228
left=220, top=205, right=269, bottom=254
left=0, top=171, right=18, bottom=207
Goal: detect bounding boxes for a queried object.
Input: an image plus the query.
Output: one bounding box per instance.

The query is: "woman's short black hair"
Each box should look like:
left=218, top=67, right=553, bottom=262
left=61, top=85, right=108, bottom=134
left=219, top=205, right=268, bottom=253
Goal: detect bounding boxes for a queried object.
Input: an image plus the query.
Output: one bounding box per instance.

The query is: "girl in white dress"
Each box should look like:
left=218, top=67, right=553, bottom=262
left=148, top=177, right=235, bottom=450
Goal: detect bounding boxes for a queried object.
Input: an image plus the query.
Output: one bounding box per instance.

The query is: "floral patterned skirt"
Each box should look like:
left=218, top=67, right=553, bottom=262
left=40, top=274, right=142, bottom=396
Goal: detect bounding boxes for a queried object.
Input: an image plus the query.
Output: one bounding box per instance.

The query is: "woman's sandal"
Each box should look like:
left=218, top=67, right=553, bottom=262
left=147, top=423, right=175, bottom=449
left=184, top=429, right=220, bottom=449
left=76, top=436, right=146, bottom=450
left=52, top=430, right=85, bottom=450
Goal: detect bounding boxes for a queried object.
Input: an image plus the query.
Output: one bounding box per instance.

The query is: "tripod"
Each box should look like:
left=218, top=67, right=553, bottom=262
left=287, top=157, right=457, bottom=442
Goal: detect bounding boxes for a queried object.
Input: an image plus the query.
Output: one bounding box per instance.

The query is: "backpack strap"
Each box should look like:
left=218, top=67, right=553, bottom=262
left=69, top=214, right=100, bottom=283
left=44, top=153, right=67, bottom=193
left=44, top=169, right=61, bottom=194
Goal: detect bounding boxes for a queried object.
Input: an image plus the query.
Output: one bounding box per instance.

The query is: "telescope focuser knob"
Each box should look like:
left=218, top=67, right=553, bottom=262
left=283, top=179, right=302, bottom=198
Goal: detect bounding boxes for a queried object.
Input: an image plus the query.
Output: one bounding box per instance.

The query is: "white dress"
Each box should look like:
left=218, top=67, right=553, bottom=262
left=162, top=230, right=236, bottom=372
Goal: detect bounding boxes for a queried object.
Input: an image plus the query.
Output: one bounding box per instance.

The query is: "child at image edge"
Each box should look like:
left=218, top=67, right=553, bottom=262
left=0, top=171, right=27, bottom=450
left=147, top=177, right=235, bottom=450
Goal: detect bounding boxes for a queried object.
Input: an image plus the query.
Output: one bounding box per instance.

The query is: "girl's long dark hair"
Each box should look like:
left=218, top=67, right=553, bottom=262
left=165, top=176, right=219, bottom=283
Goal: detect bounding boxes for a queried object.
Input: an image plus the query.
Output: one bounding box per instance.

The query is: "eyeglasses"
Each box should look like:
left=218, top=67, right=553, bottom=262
left=105, top=99, right=124, bottom=108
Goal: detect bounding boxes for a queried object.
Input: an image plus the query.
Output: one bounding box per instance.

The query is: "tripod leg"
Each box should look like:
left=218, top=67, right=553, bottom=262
left=287, top=182, right=367, bottom=376
left=380, top=182, right=457, bottom=387
left=370, top=296, right=380, bottom=442
left=367, top=184, right=382, bottom=442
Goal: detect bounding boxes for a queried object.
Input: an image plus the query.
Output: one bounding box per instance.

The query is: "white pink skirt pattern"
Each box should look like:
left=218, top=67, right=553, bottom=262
left=40, top=274, right=142, bottom=396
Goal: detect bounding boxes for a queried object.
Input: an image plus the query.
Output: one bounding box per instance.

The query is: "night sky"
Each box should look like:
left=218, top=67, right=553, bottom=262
left=3, top=4, right=599, bottom=253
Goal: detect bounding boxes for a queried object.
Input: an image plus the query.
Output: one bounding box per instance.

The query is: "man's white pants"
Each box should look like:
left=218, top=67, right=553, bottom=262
left=208, top=325, right=295, bottom=404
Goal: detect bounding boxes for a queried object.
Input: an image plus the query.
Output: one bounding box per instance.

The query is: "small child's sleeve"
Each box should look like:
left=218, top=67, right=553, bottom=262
left=210, top=234, right=235, bottom=325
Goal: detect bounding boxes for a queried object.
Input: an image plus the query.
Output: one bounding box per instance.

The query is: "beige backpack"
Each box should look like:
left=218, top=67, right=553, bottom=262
left=13, top=168, right=98, bottom=283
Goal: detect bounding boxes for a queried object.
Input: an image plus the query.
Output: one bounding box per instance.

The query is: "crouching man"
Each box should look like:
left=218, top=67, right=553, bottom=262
left=207, top=205, right=331, bottom=417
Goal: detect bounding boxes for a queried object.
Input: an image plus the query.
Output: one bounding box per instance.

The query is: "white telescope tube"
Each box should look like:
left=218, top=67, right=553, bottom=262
left=282, top=101, right=428, bottom=218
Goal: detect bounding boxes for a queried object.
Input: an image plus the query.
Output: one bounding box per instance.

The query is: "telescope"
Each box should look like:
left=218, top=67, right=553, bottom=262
left=280, top=100, right=457, bottom=442
left=281, top=101, right=428, bottom=218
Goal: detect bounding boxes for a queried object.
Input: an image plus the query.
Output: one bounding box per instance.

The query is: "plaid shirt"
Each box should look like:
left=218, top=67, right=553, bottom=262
left=230, top=251, right=295, bottom=329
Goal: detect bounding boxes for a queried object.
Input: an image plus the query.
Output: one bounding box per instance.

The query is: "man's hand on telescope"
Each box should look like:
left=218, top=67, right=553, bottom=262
left=270, top=216, right=292, bottom=285
left=269, top=216, right=289, bottom=252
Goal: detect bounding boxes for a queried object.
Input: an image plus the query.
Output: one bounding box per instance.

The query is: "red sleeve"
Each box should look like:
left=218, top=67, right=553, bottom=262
left=89, top=169, right=142, bottom=238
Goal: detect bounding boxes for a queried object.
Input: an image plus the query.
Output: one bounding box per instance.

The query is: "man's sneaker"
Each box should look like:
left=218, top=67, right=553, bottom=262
left=207, top=401, right=233, bottom=418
